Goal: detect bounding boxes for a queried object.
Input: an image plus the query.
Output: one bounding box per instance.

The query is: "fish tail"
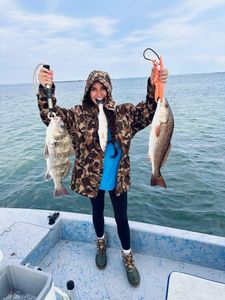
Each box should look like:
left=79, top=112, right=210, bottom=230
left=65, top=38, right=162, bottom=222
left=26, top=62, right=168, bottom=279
left=54, top=186, right=69, bottom=197
left=151, top=174, right=167, bottom=188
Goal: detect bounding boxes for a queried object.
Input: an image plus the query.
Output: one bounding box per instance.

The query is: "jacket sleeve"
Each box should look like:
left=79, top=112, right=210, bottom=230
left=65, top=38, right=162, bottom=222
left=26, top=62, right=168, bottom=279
left=128, top=77, right=157, bottom=136
left=36, top=84, right=77, bottom=132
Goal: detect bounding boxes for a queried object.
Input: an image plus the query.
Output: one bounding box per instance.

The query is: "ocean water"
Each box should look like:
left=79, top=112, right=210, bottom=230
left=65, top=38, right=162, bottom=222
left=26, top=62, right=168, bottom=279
left=0, top=73, right=225, bottom=237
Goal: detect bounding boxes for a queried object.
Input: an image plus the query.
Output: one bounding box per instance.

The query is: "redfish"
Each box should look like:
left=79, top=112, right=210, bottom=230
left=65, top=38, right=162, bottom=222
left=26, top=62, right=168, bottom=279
left=148, top=97, right=174, bottom=188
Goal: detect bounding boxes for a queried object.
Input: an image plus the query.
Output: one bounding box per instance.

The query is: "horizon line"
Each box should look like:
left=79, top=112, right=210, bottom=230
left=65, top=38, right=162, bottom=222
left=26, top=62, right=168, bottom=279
left=0, top=71, right=224, bottom=86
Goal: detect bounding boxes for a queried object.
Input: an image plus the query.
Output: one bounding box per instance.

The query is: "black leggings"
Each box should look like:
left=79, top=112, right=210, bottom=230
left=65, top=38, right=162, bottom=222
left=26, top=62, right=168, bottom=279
left=90, top=189, right=130, bottom=250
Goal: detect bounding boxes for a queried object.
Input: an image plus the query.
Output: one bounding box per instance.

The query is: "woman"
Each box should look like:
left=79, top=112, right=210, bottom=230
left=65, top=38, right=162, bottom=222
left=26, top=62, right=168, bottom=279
left=37, top=67, right=168, bottom=286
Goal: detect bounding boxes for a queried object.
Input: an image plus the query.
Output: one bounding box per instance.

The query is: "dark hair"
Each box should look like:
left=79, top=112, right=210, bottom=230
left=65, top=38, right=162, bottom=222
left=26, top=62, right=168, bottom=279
left=82, top=89, right=95, bottom=111
left=104, top=108, right=118, bottom=158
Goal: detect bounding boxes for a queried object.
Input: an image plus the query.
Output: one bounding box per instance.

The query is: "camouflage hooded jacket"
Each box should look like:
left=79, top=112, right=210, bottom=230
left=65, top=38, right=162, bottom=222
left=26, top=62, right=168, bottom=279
left=37, top=70, right=156, bottom=198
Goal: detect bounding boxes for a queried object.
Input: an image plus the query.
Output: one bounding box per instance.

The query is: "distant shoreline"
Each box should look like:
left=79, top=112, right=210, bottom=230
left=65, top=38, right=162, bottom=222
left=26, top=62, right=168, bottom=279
left=0, top=71, right=224, bottom=86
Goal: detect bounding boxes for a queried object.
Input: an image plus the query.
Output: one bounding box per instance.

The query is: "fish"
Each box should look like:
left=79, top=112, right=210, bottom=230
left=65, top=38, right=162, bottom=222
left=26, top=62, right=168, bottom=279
left=148, top=97, right=174, bottom=188
left=97, top=100, right=108, bottom=151
left=44, top=115, right=75, bottom=197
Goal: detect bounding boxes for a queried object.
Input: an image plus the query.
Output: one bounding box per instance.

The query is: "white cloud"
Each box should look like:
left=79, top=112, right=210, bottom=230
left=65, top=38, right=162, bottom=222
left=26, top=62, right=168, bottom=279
left=107, top=0, right=225, bottom=59
left=194, top=55, right=225, bottom=64
left=0, top=3, right=119, bottom=83
left=1, top=8, right=118, bottom=37
left=214, top=56, right=225, bottom=63
left=100, top=0, right=225, bottom=77
left=194, top=55, right=212, bottom=63
left=7, top=10, right=82, bottom=32
left=149, top=0, right=225, bottom=21
left=85, top=17, right=118, bottom=37
left=0, top=0, right=225, bottom=83
left=180, top=0, right=225, bottom=18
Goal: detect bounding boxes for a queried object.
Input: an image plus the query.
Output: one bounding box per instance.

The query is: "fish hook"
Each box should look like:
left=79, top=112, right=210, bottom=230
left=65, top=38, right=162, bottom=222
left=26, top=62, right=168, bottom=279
left=143, top=48, right=160, bottom=63
left=143, top=48, right=164, bottom=102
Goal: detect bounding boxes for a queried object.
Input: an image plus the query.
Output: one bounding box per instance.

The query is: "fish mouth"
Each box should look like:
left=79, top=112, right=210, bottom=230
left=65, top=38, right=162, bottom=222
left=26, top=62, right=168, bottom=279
left=96, top=98, right=105, bottom=104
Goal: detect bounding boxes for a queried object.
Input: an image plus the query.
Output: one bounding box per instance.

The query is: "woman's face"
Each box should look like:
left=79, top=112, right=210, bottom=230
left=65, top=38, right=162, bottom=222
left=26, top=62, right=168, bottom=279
left=90, top=82, right=107, bottom=105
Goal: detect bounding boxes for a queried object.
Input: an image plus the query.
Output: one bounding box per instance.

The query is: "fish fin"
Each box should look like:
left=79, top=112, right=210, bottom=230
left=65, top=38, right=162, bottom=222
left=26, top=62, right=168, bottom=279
left=155, top=125, right=161, bottom=137
left=162, top=143, right=172, bottom=166
left=44, top=145, right=49, bottom=158
left=151, top=174, right=167, bottom=188
left=54, top=187, right=69, bottom=197
left=45, top=170, right=52, bottom=181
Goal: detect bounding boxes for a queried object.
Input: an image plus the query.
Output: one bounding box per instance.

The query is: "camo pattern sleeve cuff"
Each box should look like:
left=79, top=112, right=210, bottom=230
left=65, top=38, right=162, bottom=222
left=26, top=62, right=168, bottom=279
left=36, top=83, right=57, bottom=126
left=37, top=83, right=56, bottom=100
left=146, top=77, right=157, bottom=112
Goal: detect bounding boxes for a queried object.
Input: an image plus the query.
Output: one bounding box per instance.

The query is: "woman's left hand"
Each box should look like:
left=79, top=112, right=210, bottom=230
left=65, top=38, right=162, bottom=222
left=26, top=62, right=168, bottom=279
left=150, top=67, right=169, bottom=85
left=159, top=68, right=169, bottom=84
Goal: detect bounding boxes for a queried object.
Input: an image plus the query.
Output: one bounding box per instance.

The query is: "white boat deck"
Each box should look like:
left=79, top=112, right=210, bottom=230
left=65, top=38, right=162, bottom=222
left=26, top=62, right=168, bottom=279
left=1, top=208, right=225, bottom=299
left=39, top=239, right=225, bottom=300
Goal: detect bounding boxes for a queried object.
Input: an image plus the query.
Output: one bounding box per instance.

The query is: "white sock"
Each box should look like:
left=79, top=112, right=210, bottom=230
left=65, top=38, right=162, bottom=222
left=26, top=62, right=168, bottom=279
left=122, top=248, right=131, bottom=255
left=97, top=233, right=105, bottom=239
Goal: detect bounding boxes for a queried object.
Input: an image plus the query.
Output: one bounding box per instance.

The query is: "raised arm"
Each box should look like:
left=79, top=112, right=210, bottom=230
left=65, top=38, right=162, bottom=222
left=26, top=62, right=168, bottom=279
left=36, top=66, right=76, bottom=131
left=129, top=77, right=156, bottom=136
left=127, top=67, right=169, bottom=136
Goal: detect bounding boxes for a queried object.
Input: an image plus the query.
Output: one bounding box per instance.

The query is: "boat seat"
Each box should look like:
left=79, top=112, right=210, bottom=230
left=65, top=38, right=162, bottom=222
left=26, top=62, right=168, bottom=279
left=166, top=271, right=225, bottom=300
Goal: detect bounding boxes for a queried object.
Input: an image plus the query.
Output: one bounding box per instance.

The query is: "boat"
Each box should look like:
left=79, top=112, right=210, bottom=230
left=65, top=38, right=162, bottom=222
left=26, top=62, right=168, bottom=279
left=1, top=207, right=225, bottom=299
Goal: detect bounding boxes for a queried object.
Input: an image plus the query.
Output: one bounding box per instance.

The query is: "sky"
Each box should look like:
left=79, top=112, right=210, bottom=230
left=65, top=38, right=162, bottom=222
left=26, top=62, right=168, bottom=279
left=0, top=0, right=225, bottom=84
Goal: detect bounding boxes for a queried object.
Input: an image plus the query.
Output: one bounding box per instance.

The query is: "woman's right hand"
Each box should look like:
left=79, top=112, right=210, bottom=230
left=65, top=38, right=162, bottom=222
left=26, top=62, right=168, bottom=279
left=38, top=66, right=54, bottom=86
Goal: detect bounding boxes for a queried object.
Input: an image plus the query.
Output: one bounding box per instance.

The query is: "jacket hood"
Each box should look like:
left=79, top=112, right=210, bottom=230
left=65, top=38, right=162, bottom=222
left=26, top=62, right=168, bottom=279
left=83, top=70, right=116, bottom=112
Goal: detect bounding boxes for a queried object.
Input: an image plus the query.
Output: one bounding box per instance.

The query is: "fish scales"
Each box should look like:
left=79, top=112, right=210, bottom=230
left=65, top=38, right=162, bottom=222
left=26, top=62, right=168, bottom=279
left=148, top=97, right=174, bottom=188
left=45, top=115, right=74, bottom=197
left=97, top=101, right=108, bottom=152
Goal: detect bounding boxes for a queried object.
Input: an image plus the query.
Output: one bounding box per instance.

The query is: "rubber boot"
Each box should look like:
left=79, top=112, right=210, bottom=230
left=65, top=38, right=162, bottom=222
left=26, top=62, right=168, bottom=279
left=122, top=250, right=140, bottom=286
left=95, top=235, right=107, bottom=269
